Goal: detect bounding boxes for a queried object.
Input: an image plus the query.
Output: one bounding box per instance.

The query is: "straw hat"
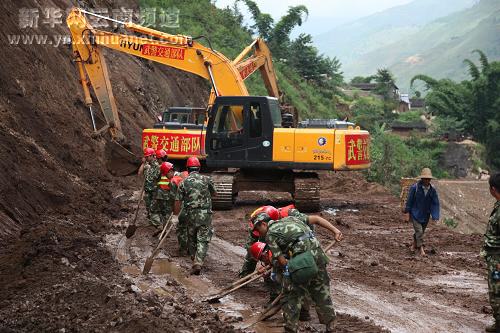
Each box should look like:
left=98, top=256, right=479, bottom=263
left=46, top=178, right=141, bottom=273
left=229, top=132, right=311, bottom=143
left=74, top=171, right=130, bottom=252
left=419, top=168, right=434, bottom=179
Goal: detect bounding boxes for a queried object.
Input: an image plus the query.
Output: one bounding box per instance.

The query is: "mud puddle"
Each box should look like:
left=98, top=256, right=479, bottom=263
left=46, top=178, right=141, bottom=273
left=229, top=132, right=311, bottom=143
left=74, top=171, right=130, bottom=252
left=419, top=270, right=487, bottom=294
left=324, top=207, right=360, bottom=216
left=106, top=229, right=279, bottom=332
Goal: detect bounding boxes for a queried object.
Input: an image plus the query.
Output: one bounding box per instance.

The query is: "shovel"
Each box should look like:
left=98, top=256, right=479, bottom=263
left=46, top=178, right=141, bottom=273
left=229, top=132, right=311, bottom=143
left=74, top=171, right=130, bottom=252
left=243, top=293, right=284, bottom=329
left=125, top=185, right=145, bottom=238
left=142, top=214, right=175, bottom=275
left=205, top=267, right=272, bottom=303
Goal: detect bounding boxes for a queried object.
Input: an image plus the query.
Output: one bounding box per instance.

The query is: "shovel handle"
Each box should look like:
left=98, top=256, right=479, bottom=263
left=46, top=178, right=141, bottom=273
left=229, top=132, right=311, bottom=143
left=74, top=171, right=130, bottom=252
left=150, top=215, right=175, bottom=258
left=244, top=293, right=284, bottom=329
left=158, top=213, right=174, bottom=240
left=132, top=185, right=145, bottom=225
left=323, top=239, right=336, bottom=253
left=225, top=265, right=272, bottom=292
left=210, top=267, right=272, bottom=301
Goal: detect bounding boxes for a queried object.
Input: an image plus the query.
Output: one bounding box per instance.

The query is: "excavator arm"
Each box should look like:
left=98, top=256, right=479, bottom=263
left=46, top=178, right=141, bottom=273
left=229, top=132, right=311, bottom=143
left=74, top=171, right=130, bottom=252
left=233, top=38, right=280, bottom=98
left=67, top=8, right=249, bottom=140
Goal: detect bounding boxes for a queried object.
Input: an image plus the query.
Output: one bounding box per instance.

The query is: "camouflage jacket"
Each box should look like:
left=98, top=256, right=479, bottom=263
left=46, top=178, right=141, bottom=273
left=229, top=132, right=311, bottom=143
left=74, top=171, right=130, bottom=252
left=265, top=216, right=328, bottom=267
left=175, top=171, right=216, bottom=211
left=144, top=160, right=160, bottom=192
left=484, top=201, right=500, bottom=253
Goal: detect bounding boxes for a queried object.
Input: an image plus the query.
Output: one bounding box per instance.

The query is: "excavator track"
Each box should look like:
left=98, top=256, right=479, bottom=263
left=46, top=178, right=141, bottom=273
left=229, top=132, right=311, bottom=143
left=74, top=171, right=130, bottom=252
left=293, top=172, right=320, bottom=212
left=211, top=173, right=234, bottom=210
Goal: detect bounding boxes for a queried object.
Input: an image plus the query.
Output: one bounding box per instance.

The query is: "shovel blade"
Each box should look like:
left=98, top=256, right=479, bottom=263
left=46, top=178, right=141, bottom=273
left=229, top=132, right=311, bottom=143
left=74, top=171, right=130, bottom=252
left=125, top=224, right=137, bottom=238
left=142, top=257, right=154, bottom=275
left=206, top=296, right=221, bottom=304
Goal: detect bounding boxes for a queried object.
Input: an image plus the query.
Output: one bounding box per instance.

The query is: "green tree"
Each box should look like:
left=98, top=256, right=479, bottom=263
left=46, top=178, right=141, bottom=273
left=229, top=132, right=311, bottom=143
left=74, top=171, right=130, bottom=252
left=411, top=50, right=500, bottom=168
left=350, top=76, right=374, bottom=84
left=374, top=68, right=396, bottom=100
left=288, top=34, right=343, bottom=87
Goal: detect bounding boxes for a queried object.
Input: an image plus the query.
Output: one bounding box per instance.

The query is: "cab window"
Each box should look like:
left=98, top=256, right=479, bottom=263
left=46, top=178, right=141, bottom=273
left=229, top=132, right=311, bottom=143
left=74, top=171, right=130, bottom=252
left=248, top=102, right=262, bottom=138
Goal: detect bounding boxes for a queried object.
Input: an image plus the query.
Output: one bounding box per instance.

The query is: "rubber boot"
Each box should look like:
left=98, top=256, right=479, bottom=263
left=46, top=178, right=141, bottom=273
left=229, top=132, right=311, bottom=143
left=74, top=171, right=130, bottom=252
left=485, top=321, right=500, bottom=333
left=190, top=264, right=201, bottom=275
left=299, top=307, right=311, bottom=321
left=325, top=319, right=337, bottom=333
left=299, top=295, right=312, bottom=321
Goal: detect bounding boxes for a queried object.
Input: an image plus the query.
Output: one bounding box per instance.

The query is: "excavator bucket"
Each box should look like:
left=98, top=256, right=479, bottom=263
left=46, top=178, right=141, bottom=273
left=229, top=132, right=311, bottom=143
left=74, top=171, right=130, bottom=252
left=104, top=140, right=141, bottom=176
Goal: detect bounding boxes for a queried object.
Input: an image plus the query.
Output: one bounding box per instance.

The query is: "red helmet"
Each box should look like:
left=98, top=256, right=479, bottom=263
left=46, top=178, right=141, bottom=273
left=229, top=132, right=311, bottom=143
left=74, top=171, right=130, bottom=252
left=250, top=206, right=279, bottom=221
left=278, top=204, right=295, bottom=218
left=156, top=149, right=167, bottom=159
left=160, top=162, right=174, bottom=176
left=144, top=147, right=155, bottom=157
left=186, top=156, right=201, bottom=167
left=249, top=242, right=266, bottom=261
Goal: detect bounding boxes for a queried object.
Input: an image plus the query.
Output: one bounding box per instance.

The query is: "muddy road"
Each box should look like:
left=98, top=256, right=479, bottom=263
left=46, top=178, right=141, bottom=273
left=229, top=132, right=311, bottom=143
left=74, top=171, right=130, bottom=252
left=101, top=172, right=491, bottom=332
left=0, top=171, right=491, bottom=332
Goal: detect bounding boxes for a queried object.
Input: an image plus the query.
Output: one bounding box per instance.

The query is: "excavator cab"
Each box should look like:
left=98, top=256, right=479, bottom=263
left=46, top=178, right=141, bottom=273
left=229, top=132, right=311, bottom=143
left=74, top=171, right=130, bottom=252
left=206, top=96, right=279, bottom=169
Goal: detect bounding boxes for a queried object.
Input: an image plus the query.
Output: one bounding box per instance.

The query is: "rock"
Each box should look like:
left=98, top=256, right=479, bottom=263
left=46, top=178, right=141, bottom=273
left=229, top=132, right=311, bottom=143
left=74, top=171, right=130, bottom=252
left=130, top=285, right=142, bottom=294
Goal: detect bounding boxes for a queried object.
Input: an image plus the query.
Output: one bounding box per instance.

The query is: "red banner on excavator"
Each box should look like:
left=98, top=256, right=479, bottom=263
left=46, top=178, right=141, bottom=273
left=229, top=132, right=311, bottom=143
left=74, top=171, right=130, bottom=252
left=142, top=131, right=205, bottom=157
left=345, top=134, right=370, bottom=166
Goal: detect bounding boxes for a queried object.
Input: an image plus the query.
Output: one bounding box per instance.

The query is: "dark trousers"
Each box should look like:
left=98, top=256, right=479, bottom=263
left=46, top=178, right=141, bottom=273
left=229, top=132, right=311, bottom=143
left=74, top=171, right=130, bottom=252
left=411, top=217, right=428, bottom=248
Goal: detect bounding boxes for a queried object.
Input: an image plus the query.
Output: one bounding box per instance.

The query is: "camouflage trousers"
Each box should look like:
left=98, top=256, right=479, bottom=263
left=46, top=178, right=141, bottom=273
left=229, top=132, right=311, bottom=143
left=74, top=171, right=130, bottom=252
left=282, top=264, right=335, bottom=332
left=176, top=210, right=188, bottom=253
left=144, top=190, right=156, bottom=225
left=186, top=209, right=213, bottom=266
left=149, top=193, right=172, bottom=228
left=486, top=254, right=500, bottom=321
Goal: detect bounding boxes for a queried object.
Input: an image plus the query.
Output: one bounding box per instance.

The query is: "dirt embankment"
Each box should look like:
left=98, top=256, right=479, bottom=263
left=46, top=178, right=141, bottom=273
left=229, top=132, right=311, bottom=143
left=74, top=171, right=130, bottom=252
left=436, top=179, right=494, bottom=234
left=0, top=0, right=227, bottom=331
left=0, top=0, right=208, bottom=238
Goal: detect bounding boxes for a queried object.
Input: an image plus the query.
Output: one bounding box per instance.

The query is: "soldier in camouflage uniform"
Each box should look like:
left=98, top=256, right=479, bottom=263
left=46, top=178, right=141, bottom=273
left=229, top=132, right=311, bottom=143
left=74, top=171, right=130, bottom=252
left=483, top=173, right=500, bottom=333
left=240, top=205, right=314, bottom=320
left=171, top=171, right=189, bottom=255
left=149, top=162, right=175, bottom=227
left=253, top=212, right=343, bottom=333
left=138, top=148, right=161, bottom=227
left=174, top=157, right=216, bottom=275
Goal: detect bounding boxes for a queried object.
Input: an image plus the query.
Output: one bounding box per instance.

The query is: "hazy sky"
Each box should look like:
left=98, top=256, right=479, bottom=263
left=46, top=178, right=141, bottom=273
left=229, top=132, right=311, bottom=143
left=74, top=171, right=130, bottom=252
left=214, top=0, right=414, bottom=35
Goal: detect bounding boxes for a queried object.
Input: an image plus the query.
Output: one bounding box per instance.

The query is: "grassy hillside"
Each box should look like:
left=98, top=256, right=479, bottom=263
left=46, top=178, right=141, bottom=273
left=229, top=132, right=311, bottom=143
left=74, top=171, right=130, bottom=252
left=343, top=0, right=500, bottom=90
left=139, top=0, right=339, bottom=119
left=315, top=0, right=476, bottom=66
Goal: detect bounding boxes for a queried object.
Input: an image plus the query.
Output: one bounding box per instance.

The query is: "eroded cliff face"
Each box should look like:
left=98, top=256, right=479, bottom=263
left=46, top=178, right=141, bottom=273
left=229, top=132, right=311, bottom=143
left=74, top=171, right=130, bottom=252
left=0, top=0, right=208, bottom=238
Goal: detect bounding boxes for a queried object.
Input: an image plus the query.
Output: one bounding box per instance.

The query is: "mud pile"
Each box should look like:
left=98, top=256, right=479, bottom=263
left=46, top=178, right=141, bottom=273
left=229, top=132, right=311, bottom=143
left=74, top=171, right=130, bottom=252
left=0, top=0, right=207, bottom=237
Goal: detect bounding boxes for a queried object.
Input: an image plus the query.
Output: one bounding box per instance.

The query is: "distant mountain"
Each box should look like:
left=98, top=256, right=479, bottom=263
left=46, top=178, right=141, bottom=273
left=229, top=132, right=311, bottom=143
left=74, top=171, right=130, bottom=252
left=339, top=0, right=500, bottom=91
left=315, top=0, right=478, bottom=65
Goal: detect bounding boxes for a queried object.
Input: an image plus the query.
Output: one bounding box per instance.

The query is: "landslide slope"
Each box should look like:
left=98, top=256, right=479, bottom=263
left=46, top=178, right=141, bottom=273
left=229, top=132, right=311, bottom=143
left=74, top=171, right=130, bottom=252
left=0, top=0, right=207, bottom=239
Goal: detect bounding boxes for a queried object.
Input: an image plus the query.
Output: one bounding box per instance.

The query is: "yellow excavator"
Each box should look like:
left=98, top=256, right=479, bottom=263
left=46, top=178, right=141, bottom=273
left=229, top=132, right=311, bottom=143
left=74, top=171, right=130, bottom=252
left=67, top=8, right=370, bottom=211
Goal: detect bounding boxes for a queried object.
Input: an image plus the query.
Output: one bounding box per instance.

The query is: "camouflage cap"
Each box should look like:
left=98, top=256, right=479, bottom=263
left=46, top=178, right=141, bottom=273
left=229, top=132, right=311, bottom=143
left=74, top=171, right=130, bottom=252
left=252, top=212, right=271, bottom=228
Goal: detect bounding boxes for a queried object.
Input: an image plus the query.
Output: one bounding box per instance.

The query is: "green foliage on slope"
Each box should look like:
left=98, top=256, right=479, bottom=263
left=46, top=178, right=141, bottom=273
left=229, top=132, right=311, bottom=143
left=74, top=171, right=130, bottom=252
left=411, top=51, right=500, bottom=168
left=139, top=0, right=341, bottom=119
